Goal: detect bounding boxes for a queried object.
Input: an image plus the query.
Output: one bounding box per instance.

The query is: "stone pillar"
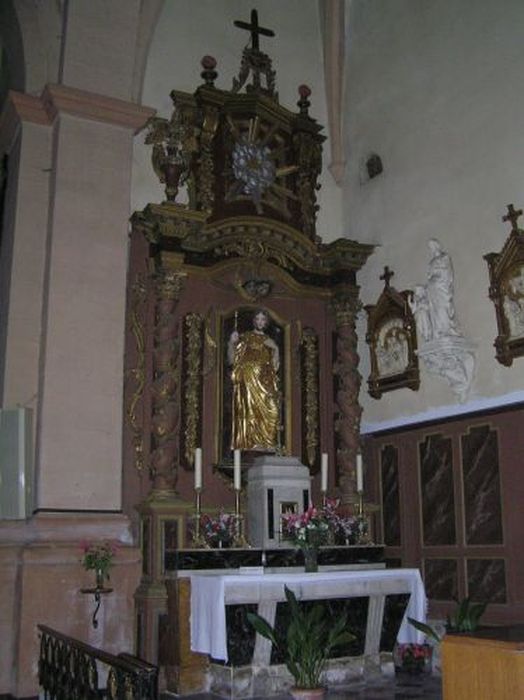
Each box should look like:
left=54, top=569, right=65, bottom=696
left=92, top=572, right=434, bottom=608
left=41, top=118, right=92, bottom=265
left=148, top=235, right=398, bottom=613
left=34, top=84, right=153, bottom=510
left=0, top=92, right=52, bottom=421
left=331, top=290, right=362, bottom=505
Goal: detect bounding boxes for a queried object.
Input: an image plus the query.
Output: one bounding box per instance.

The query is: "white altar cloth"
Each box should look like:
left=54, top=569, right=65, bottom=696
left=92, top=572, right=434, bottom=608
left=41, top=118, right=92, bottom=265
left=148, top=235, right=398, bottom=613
left=190, top=568, right=427, bottom=662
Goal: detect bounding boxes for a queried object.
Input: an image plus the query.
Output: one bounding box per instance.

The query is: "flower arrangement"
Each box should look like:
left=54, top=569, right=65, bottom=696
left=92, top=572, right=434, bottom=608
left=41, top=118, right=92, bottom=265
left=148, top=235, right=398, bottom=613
left=81, top=540, right=117, bottom=584
left=200, top=511, right=238, bottom=547
left=281, top=505, right=330, bottom=550
left=281, top=499, right=360, bottom=549
left=394, top=643, right=432, bottom=674
left=322, top=498, right=360, bottom=545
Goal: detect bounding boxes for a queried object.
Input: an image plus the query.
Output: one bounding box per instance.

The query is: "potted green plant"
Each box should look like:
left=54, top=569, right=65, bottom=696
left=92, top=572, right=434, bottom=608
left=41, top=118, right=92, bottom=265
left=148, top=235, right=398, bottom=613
left=247, top=586, right=354, bottom=699
left=408, top=596, right=487, bottom=643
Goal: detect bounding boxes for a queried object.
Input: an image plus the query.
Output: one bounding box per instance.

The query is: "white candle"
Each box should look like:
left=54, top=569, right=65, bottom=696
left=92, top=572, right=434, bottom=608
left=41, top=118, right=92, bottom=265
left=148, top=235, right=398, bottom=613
left=321, top=453, right=328, bottom=492
left=356, top=453, right=364, bottom=493
left=194, top=448, right=202, bottom=490
left=234, top=449, right=241, bottom=491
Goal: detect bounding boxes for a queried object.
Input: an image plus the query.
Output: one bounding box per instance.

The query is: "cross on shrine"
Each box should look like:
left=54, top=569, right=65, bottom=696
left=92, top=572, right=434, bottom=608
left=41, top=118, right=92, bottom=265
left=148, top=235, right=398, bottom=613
left=380, top=266, right=394, bottom=288
left=502, top=203, right=523, bottom=232
left=234, top=9, right=275, bottom=52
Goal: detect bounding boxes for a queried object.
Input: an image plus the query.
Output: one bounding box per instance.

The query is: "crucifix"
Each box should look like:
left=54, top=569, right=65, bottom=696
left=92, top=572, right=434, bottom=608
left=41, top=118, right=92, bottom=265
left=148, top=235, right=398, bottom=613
left=234, top=9, right=275, bottom=52
left=380, top=266, right=394, bottom=289
left=502, top=203, right=523, bottom=232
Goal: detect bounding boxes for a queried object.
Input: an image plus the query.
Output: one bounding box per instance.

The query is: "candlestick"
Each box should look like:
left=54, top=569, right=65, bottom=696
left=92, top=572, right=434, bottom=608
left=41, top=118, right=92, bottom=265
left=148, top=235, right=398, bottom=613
left=191, top=488, right=206, bottom=548
left=233, top=449, right=241, bottom=491
left=194, top=447, right=202, bottom=490
left=356, top=452, right=363, bottom=493
left=321, top=453, right=328, bottom=493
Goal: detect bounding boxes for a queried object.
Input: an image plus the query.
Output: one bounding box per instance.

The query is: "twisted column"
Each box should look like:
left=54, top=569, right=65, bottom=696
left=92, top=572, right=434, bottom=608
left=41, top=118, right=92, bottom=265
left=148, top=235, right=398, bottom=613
left=331, top=291, right=362, bottom=505
left=150, top=268, right=186, bottom=493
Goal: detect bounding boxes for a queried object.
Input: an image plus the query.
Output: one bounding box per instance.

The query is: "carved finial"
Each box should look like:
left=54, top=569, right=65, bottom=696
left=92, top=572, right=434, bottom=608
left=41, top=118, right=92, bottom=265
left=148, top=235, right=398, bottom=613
left=200, top=55, right=218, bottom=87
left=232, top=10, right=278, bottom=99
left=380, top=266, right=394, bottom=289
left=297, top=84, right=311, bottom=115
left=234, top=9, right=275, bottom=51
left=502, top=203, right=523, bottom=233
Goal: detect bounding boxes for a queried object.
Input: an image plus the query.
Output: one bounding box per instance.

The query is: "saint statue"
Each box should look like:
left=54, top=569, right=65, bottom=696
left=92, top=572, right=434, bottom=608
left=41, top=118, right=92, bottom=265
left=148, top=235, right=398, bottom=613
left=410, top=239, right=460, bottom=342
left=227, top=309, right=280, bottom=451
left=426, top=238, right=460, bottom=339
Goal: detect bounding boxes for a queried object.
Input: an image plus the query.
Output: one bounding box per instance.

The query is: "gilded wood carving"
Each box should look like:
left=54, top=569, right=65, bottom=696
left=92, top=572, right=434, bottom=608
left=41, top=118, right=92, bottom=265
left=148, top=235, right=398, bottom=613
left=365, top=267, right=419, bottom=398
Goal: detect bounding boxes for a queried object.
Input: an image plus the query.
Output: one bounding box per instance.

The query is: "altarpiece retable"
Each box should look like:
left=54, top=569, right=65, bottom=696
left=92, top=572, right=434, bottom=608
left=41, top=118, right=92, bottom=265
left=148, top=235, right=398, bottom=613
left=123, top=10, right=375, bottom=677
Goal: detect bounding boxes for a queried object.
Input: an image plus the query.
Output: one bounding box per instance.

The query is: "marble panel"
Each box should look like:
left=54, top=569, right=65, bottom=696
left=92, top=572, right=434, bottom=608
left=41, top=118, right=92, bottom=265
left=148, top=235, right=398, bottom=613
left=424, top=558, right=458, bottom=601
left=167, top=545, right=385, bottom=571
left=461, top=425, right=503, bottom=545
left=467, top=558, right=507, bottom=604
left=380, top=444, right=401, bottom=546
left=419, top=434, right=456, bottom=546
left=379, top=593, right=410, bottom=652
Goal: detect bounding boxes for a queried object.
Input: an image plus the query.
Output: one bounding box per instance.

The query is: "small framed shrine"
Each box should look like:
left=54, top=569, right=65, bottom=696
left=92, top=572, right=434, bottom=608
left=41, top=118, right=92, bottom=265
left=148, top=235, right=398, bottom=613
left=484, top=204, right=524, bottom=366
left=364, top=267, right=419, bottom=398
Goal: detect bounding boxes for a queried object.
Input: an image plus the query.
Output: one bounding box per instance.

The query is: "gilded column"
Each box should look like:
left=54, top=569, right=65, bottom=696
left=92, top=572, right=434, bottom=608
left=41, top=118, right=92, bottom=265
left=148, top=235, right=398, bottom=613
left=150, top=267, right=186, bottom=493
left=331, top=290, right=362, bottom=505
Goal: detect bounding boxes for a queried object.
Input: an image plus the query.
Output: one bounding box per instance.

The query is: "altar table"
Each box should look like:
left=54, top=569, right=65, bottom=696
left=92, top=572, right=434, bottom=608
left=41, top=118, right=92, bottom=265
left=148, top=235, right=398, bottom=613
left=190, top=568, right=427, bottom=663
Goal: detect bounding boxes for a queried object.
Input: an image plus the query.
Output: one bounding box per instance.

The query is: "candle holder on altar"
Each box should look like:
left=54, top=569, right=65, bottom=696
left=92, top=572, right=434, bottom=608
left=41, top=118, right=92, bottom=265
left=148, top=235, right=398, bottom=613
left=191, top=487, right=208, bottom=548
left=356, top=490, right=371, bottom=545
left=232, top=488, right=249, bottom=548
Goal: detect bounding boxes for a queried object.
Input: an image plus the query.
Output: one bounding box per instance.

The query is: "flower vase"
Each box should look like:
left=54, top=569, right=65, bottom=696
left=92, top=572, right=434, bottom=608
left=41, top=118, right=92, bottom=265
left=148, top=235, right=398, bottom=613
left=95, top=568, right=106, bottom=589
left=303, top=547, right=318, bottom=573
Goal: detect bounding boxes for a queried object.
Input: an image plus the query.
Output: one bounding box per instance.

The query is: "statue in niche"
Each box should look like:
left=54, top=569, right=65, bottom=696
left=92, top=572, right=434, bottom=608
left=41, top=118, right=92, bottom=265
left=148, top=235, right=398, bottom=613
left=410, top=238, right=476, bottom=401
left=227, top=309, right=281, bottom=451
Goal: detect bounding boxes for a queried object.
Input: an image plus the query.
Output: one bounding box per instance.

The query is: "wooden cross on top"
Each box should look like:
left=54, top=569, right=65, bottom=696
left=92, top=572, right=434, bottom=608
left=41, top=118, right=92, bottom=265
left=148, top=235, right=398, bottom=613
left=502, top=203, right=523, bottom=232
left=234, top=9, right=275, bottom=52
left=380, top=266, right=394, bottom=289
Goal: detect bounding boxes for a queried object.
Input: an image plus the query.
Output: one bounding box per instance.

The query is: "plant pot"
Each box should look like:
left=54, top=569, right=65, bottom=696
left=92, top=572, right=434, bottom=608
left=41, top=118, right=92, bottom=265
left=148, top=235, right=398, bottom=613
left=393, top=642, right=433, bottom=675
left=289, top=687, right=325, bottom=700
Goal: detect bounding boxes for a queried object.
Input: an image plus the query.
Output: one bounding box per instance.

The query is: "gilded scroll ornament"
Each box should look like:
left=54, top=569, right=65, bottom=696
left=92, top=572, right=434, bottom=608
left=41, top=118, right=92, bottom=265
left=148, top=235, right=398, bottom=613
left=183, top=313, right=204, bottom=466
left=197, top=105, right=219, bottom=212
left=126, top=275, right=147, bottom=472
left=145, top=92, right=199, bottom=204
left=301, top=328, right=320, bottom=468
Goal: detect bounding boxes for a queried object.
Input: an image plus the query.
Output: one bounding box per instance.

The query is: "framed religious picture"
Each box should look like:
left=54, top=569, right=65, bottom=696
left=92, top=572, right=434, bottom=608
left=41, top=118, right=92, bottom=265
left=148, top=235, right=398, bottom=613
left=216, top=306, right=290, bottom=464
left=484, top=204, right=524, bottom=365
left=364, top=267, right=419, bottom=398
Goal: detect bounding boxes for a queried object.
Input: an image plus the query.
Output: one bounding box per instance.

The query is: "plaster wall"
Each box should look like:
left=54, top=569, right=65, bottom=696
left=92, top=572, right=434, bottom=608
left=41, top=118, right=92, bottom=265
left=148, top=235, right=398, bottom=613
left=61, top=0, right=142, bottom=101
left=343, top=0, right=524, bottom=430
left=131, top=0, right=344, bottom=243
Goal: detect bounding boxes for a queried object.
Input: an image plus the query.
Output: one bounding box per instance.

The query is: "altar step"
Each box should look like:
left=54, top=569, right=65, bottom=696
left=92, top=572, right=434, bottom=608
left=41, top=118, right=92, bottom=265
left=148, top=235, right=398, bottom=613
left=161, top=672, right=441, bottom=699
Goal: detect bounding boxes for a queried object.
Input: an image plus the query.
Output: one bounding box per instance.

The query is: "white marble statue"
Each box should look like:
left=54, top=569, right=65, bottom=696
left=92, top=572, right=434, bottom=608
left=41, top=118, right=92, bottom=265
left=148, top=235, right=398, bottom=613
left=411, top=239, right=476, bottom=401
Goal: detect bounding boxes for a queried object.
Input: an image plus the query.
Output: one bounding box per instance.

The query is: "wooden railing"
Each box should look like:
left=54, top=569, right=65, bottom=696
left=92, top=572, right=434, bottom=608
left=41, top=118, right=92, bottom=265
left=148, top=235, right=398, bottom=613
left=38, top=624, right=158, bottom=699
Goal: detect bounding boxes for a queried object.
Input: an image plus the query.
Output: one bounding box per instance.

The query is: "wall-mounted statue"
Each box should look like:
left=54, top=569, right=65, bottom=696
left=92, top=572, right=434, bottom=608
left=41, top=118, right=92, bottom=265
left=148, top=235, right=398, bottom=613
left=410, top=239, right=476, bottom=401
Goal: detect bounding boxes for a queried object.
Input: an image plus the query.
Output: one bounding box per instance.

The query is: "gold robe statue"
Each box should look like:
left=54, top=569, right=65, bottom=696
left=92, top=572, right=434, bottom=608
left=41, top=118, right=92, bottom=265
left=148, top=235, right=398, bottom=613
left=228, top=311, right=280, bottom=450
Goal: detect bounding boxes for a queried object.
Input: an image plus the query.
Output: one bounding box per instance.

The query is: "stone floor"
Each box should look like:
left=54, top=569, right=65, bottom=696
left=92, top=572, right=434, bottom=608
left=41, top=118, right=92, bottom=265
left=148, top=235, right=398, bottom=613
left=162, top=672, right=442, bottom=699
